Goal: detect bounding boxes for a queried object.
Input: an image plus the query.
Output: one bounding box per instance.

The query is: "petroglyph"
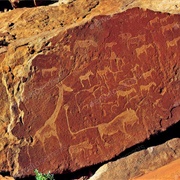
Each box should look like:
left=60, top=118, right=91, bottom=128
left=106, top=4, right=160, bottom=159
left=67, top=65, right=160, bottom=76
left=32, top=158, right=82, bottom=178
left=73, top=40, right=98, bottom=52
left=159, top=15, right=172, bottom=24
left=62, top=83, right=73, bottom=92
left=118, top=32, right=132, bottom=41
left=79, top=70, right=94, bottom=87
left=119, top=77, right=138, bottom=87
left=166, top=36, right=180, bottom=47
left=98, top=109, right=139, bottom=140
left=5, top=7, right=180, bottom=176
left=142, top=69, right=155, bottom=80
left=140, top=82, right=156, bottom=93
left=33, top=83, right=64, bottom=151
left=64, top=104, right=99, bottom=136
left=127, top=34, right=146, bottom=49
left=149, top=17, right=159, bottom=26
left=75, top=84, right=99, bottom=112
left=65, top=104, right=139, bottom=141
left=96, top=66, right=117, bottom=84
left=109, top=51, right=118, bottom=60
left=116, top=88, right=136, bottom=99
left=136, top=44, right=154, bottom=58
left=42, top=67, right=58, bottom=77
left=69, top=140, right=93, bottom=159
left=105, top=42, right=117, bottom=48
left=161, top=22, right=177, bottom=35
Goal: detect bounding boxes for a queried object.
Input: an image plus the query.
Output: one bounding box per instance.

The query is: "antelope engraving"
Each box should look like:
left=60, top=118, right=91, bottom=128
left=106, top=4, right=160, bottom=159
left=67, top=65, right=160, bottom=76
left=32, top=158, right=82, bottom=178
left=79, top=70, right=94, bottom=87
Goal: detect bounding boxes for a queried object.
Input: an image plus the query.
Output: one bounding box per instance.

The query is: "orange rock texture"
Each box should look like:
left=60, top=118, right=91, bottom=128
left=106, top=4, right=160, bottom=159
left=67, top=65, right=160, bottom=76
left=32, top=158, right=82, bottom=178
left=0, top=0, right=180, bottom=178
left=132, top=158, right=180, bottom=180
left=0, top=175, right=14, bottom=180
left=89, top=138, right=180, bottom=180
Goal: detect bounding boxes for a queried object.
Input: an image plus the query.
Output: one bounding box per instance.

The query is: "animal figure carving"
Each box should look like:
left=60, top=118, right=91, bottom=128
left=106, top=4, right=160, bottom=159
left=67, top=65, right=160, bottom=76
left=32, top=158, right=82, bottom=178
left=98, top=109, right=139, bottom=141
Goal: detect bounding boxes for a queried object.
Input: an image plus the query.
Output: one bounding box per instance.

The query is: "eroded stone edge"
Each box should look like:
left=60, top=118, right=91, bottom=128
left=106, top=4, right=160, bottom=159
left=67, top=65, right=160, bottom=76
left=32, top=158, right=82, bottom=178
left=1, top=30, right=61, bottom=175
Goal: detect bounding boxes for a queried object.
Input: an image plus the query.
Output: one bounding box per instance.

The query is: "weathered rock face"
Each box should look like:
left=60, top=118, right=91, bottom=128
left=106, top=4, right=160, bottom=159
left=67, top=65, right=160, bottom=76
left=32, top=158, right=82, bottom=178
left=89, top=138, right=180, bottom=180
left=0, top=1, right=180, bottom=178
left=0, top=175, right=14, bottom=180
left=132, top=158, right=180, bottom=180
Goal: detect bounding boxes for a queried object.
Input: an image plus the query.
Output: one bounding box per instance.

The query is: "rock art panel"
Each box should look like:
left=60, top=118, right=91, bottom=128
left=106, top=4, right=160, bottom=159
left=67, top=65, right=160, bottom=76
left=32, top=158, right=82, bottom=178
left=1, top=8, right=180, bottom=177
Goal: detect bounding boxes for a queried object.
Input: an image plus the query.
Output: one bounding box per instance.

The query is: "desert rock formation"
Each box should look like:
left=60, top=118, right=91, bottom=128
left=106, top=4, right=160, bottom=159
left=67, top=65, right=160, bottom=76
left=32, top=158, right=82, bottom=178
left=132, top=158, right=180, bottom=180
left=89, top=138, right=180, bottom=180
left=0, top=175, right=14, bottom=180
left=0, top=0, right=180, bottom=178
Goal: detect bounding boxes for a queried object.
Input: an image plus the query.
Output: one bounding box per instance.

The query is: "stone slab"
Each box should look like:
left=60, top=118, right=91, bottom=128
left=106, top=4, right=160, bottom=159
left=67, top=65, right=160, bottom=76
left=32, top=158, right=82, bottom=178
left=0, top=7, right=180, bottom=177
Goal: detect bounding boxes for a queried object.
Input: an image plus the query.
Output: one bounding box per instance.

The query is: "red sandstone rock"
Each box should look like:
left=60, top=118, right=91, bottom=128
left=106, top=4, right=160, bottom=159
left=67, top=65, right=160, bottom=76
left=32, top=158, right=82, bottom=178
left=0, top=7, right=180, bottom=177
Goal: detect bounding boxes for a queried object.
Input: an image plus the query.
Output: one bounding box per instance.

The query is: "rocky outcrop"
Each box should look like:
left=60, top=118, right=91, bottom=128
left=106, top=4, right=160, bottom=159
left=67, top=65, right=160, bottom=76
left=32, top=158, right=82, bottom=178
left=132, top=158, right=180, bottom=180
left=89, top=138, right=180, bottom=180
left=0, top=175, right=14, bottom=180
left=0, top=0, right=180, bottom=178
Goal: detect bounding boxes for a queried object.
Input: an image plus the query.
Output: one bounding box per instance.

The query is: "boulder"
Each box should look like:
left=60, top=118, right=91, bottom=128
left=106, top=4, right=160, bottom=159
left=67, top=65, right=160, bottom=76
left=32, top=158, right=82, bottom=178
left=0, top=0, right=180, bottom=178
left=132, top=158, right=180, bottom=180
left=89, top=138, right=180, bottom=180
left=0, top=175, right=14, bottom=180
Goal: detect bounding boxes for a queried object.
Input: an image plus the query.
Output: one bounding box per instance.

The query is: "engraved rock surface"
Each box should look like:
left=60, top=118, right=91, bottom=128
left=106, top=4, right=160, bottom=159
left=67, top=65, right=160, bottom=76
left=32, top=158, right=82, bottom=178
left=0, top=1, right=180, bottom=178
